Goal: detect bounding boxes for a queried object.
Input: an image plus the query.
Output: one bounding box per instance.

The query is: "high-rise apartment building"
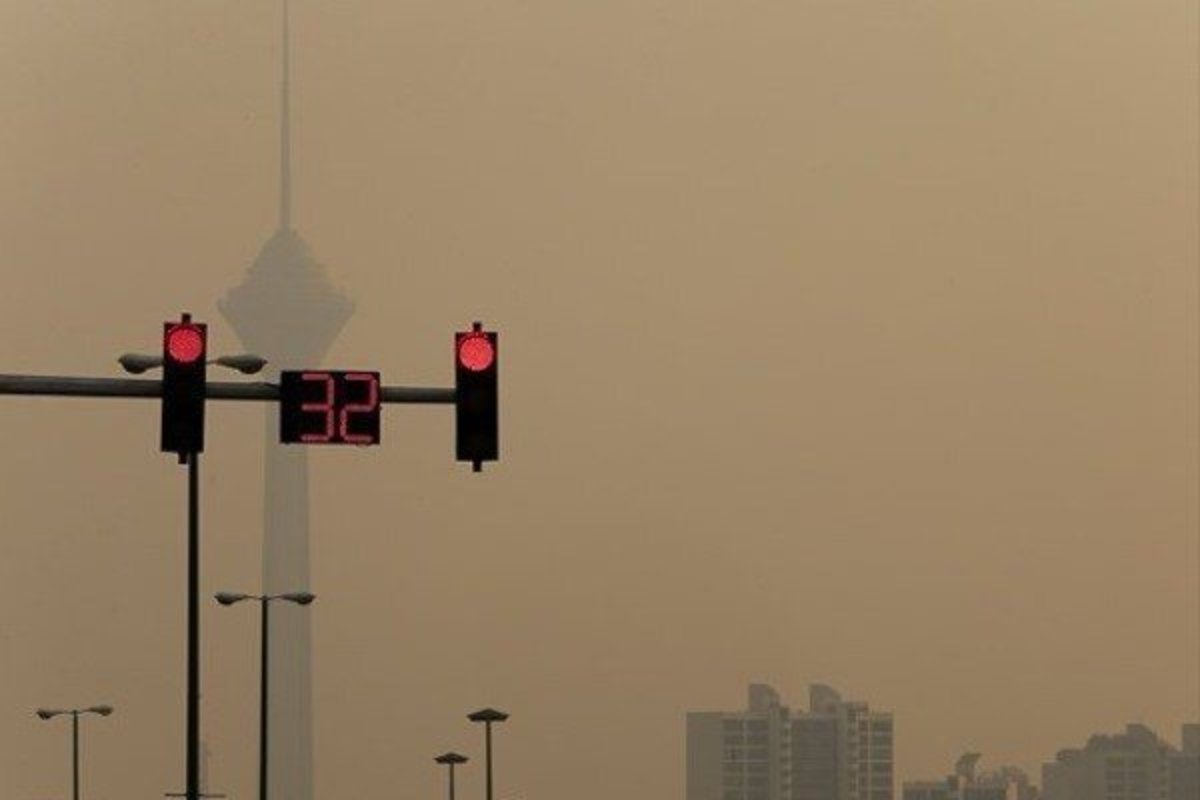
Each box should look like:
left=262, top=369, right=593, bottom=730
left=792, top=709, right=838, bottom=800
left=687, top=684, right=793, bottom=800
left=1168, top=724, right=1199, bottom=800
left=841, top=701, right=894, bottom=800
left=1182, top=724, right=1199, bottom=755
left=1042, top=724, right=1173, bottom=800
left=808, top=685, right=893, bottom=800
left=687, top=684, right=894, bottom=800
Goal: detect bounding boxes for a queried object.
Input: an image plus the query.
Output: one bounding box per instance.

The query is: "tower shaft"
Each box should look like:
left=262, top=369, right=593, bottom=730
left=219, top=7, right=355, bottom=800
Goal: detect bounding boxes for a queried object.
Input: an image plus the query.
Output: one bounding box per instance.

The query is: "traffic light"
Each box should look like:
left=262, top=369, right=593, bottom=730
left=455, top=323, right=498, bottom=471
left=161, top=315, right=207, bottom=456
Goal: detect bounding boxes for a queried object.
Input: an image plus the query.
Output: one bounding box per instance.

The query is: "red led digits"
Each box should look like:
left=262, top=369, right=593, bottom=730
left=339, top=373, right=379, bottom=444
left=457, top=333, right=495, bottom=373
left=166, top=325, right=205, bottom=364
left=279, top=370, right=382, bottom=445
left=300, top=372, right=335, bottom=443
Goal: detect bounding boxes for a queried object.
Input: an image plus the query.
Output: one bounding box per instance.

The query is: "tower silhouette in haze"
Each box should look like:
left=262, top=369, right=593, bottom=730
left=218, top=4, right=352, bottom=800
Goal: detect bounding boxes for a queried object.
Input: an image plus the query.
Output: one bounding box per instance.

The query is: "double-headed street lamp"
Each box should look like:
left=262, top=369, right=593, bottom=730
left=35, top=705, right=113, bottom=800
left=467, top=708, right=508, bottom=800
left=434, top=752, right=469, bottom=800
left=214, top=591, right=315, bottom=800
left=118, top=353, right=268, bottom=375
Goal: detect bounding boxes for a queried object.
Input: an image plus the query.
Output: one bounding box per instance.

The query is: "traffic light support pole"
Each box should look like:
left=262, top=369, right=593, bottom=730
left=0, top=375, right=455, bottom=404
left=72, top=710, right=80, bottom=800
left=187, top=452, right=200, bottom=800
left=259, top=598, right=269, bottom=800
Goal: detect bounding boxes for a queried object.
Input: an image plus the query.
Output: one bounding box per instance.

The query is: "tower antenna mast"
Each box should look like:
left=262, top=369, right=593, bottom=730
left=280, top=0, right=292, bottom=231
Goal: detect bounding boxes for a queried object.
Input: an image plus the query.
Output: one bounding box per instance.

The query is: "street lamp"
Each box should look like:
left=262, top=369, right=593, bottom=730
left=466, top=708, right=508, bottom=800
left=214, top=591, right=315, bottom=800
left=434, top=752, right=469, bottom=800
left=35, top=705, right=114, bottom=800
left=119, top=353, right=268, bottom=375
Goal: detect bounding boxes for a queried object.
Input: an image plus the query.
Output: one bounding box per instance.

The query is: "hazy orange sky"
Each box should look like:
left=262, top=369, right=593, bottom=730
left=1, top=2, right=1196, bottom=798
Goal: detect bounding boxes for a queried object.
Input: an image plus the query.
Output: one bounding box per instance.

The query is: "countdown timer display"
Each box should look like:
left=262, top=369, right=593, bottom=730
left=279, top=371, right=381, bottom=445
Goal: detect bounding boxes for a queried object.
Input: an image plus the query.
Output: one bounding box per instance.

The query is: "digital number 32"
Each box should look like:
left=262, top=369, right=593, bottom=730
left=299, top=372, right=378, bottom=443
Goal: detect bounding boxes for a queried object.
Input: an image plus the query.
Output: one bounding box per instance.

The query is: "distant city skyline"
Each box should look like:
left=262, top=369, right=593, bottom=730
left=689, top=684, right=1200, bottom=800
left=688, top=683, right=894, bottom=800
left=1040, top=722, right=1199, bottom=800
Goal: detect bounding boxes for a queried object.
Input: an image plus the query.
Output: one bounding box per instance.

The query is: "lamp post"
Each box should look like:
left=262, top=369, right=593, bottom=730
left=35, top=705, right=113, bottom=800
left=434, top=752, right=469, bottom=800
left=119, top=349, right=264, bottom=800
left=466, top=708, right=508, bottom=800
left=214, top=591, right=315, bottom=800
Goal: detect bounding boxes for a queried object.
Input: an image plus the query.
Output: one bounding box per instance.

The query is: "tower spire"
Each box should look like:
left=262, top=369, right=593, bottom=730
left=280, top=0, right=292, bottom=231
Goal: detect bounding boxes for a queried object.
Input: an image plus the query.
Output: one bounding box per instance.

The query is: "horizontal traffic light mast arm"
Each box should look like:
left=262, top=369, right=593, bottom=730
left=379, top=386, right=455, bottom=404
left=0, top=374, right=454, bottom=404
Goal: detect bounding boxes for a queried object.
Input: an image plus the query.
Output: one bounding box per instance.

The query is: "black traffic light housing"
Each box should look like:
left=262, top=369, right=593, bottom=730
left=161, top=313, right=207, bottom=457
left=455, top=322, right=498, bottom=471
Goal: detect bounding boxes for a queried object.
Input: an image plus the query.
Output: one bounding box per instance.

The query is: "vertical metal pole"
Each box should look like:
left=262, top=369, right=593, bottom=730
left=484, top=722, right=493, bottom=800
left=448, top=762, right=456, bottom=800
left=187, top=452, right=200, bottom=800
left=260, top=599, right=270, bottom=800
left=72, top=711, right=80, bottom=800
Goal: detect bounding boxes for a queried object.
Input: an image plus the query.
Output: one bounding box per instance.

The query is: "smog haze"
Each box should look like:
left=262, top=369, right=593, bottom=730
left=1, top=2, right=1196, bottom=799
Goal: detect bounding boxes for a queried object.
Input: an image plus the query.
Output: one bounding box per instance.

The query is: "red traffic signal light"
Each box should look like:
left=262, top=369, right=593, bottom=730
left=165, top=325, right=205, bottom=364
left=455, top=324, right=498, bottom=471
left=457, top=332, right=496, bottom=373
left=161, top=315, right=207, bottom=456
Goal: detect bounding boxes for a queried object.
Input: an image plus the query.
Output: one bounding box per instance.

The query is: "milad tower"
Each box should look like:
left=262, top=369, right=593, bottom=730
left=219, top=3, right=353, bottom=799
